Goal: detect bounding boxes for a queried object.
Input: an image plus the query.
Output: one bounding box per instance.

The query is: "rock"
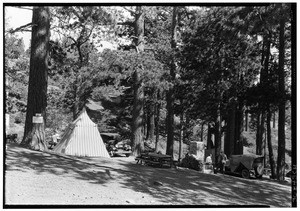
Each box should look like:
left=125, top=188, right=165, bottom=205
left=126, top=199, right=135, bottom=204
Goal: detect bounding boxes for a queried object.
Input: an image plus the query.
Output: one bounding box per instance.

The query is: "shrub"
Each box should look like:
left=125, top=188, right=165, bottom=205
left=179, top=153, right=203, bottom=171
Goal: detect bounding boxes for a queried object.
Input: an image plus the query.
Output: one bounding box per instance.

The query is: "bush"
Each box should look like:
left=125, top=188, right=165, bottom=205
left=179, top=153, right=203, bottom=171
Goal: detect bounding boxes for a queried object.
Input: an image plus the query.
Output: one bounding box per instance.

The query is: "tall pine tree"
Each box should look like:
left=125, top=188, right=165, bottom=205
left=21, top=7, right=50, bottom=151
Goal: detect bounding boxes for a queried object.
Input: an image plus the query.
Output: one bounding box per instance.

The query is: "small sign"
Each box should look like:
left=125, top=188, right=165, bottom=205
left=32, top=114, right=43, bottom=123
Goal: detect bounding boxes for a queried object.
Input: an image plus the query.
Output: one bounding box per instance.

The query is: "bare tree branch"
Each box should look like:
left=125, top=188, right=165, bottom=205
left=6, top=22, right=34, bottom=34
left=67, top=36, right=77, bottom=44
left=79, top=24, right=95, bottom=45
left=71, top=7, right=83, bottom=21
left=123, top=7, right=136, bottom=16
left=117, top=21, right=134, bottom=27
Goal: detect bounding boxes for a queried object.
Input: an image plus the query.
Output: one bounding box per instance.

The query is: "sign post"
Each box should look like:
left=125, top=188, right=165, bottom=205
left=32, top=113, right=43, bottom=124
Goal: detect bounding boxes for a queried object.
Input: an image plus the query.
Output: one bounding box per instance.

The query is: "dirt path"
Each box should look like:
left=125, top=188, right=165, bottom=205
left=4, top=143, right=292, bottom=207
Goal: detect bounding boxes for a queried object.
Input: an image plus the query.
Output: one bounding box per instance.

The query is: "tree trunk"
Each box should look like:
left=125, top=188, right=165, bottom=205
left=132, top=70, right=144, bottom=156
left=72, top=77, right=79, bottom=120
left=273, top=112, right=276, bottom=129
left=245, top=110, right=248, bottom=131
left=277, top=10, right=286, bottom=181
left=260, top=33, right=271, bottom=160
left=207, top=124, right=213, bottom=150
left=166, top=91, right=174, bottom=156
left=234, top=101, right=244, bottom=155
left=267, top=106, right=276, bottom=178
left=21, top=7, right=50, bottom=151
left=256, top=32, right=270, bottom=156
left=166, top=6, right=178, bottom=157
left=256, top=112, right=261, bottom=155
left=155, top=90, right=160, bottom=152
left=214, top=102, right=222, bottom=162
left=146, top=89, right=156, bottom=141
left=145, top=112, right=149, bottom=139
left=144, top=114, right=147, bottom=138
left=143, top=107, right=147, bottom=137
left=131, top=6, right=145, bottom=156
left=178, top=109, right=184, bottom=161
left=260, top=113, right=266, bottom=156
left=200, top=121, right=204, bottom=142
left=224, top=102, right=235, bottom=157
left=256, top=111, right=265, bottom=155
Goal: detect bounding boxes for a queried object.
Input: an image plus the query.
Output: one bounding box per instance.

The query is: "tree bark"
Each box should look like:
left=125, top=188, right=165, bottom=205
left=131, top=6, right=145, bottom=156
left=178, top=109, right=184, bottom=161
left=214, top=102, right=222, bottom=162
left=143, top=108, right=147, bottom=137
left=256, top=32, right=270, bottom=156
left=146, top=89, right=156, bottom=141
left=277, top=9, right=286, bottom=181
left=256, top=111, right=265, bottom=155
left=225, top=102, right=235, bottom=157
left=132, top=70, right=144, bottom=156
left=267, top=106, right=276, bottom=178
left=261, top=32, right=271, bottom=159
left=273, top=112, right=276, bottom=129
left=256, top=112, right=261, bottom=155
left=260, top=113, right=266, bottom=155
left=166, top=6, right=178, bottom=157
left=200, top=121, right=205, bottom=142
left=155, top=90, right=161, bottom=152
left=207, top=124, right=213, bottom=150
left=234, top=101, right=244, bottom=155
left=245, top=110, right=248, bottom=131
left=21, top=7, right=50, bottom=151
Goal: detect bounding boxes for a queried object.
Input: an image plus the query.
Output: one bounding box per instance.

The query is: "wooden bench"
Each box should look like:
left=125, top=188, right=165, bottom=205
left=135, top=157, right=147, bottom=165
left=135, top=153, right=173, bottom=168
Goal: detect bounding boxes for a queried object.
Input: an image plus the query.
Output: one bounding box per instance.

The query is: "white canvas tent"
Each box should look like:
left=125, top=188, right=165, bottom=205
left=53, top=108, right=110, bottom=158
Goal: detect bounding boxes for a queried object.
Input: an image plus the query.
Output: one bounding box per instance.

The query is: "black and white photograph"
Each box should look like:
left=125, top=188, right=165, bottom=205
left=3, top=1, right=296, bottom=208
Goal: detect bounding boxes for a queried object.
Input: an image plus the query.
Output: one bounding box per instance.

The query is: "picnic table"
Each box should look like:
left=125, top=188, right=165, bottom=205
left=135, top=152, right=173, bottom=168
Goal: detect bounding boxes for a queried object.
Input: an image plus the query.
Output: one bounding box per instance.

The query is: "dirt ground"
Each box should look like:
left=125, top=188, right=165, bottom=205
left=4, top=143, right=292, bottom=207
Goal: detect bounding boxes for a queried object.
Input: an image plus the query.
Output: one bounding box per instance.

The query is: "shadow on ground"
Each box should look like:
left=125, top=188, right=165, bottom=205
left=5, top=143, right=291, bottom=207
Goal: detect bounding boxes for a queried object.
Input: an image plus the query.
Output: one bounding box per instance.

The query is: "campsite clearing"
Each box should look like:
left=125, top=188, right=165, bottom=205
left=5, top=143, right=292, bottom=207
